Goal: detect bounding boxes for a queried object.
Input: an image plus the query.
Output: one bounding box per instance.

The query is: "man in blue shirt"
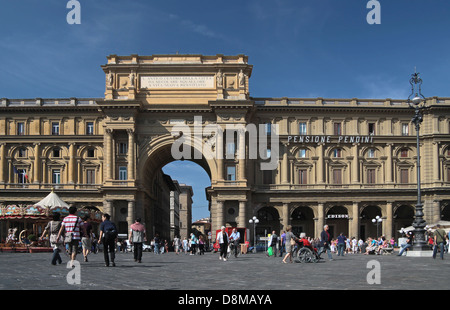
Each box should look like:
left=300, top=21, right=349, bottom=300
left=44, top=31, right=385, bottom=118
left=230, top=228, right=240, bottom=258
left=337, top=233, right=346, bottom=256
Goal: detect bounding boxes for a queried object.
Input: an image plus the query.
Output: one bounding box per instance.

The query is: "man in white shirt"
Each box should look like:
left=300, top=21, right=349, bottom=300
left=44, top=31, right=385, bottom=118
left=230, top=228, right=240, bottom=258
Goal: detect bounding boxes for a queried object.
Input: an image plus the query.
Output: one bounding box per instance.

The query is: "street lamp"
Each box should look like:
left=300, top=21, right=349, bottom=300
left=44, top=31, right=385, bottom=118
left=249, top=216, right=259, bottom=253
left=407, top=71, right=430, bottom=252
left=371, top=215, right=382, bottom=238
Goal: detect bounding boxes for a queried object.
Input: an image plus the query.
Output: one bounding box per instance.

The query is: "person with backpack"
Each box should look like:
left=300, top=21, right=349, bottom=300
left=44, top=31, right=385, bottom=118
left=98, top=213, right=118, bottom=267
left=129, top=218, right=146, bottom=263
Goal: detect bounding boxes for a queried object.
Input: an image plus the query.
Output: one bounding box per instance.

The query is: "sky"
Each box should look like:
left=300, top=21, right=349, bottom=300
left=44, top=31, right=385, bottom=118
left=1, top=0, right=450, bottom=220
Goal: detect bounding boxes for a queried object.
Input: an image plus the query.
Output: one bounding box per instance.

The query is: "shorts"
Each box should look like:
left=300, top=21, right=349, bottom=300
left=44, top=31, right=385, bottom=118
left=82, top=237, right=92, bottom=250
left=67, top=239, right=79, bottom=255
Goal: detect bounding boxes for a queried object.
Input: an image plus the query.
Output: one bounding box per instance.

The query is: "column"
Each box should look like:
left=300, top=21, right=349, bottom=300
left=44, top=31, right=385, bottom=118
left=238, top=201, right=246, bottom=227
left=0, top=143, right=5, bottom=183
left=103, top=199, right=113, bottom=217
left=317, top=144, right=325, bottom=184
left=238, top=129, right=246, bottom=181
left=281, top=144, right=289, bottom=184
left=386, top=202, right=393, bottom=240
left=433, top=142, right=440, bottom=182
left=68, top=143, right=75, bottom=184
left=127, top=129, right=135, bottom=180
left=351, top=144, right=359, bottom=184
left=216, top=200, right=224, bottom=232
left=127, top=199, right=135, bottom=228
left=351, top=202, right=359, bottom=239
left=105, top=129, right=113, bottom=180
left=216, top=128, right=224, bottom=181
left=33, top=143, right=40, bottom=184
left=385, top=143, right=393, bottom=183
left=282, top=203, right=289, bottom=232
left=316, top=203, right=325, bottom=238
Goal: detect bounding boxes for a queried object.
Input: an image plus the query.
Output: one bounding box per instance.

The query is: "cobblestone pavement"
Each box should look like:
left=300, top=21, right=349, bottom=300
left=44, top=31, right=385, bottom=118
left=0, top=249, right=448, bottom=292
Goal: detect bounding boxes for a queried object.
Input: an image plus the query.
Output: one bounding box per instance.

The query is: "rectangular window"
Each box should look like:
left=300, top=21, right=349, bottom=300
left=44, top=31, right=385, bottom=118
left=263, top=170, right=272, bottom=184
left=18, top=169, right=27, bottom=184
left=17, top=122, right=25, bottom=135
left=400, top=169, right=409, bottom=183
left=118, top=143, right=128, bottom=155
left=368, top=149, right=375, bottom=158
left=298, top=149, right=306, bottom=158
left=52, top=169, right=61, bottom=184
left=226, top=142, right=235, bottom=158
left=51, top=122, right=60, bottom=135
left=402, top=123, right=409, bottom=136
left=333, top=169, right=342, bottom=184
left=86, top=122, right=94, bottom=135
left=18, top=148, right=27, bottom=158
left=299, top=122, right=307, bottom=135
left=333, top=148, right=342, bottom=158
left=299, top=169, right=307, bottom=184
left=400, top=149, right=408, bottom=158
left=119, top=166, right=127, bottom=180
left=367, top=169, right=376, bottom=184
left=368, top=123, right=375, bottom=135
left=86, top=169, right=95, bottom=184
left=333, top=122, right=342, bottom=135
left=226, top=166, right=236, bottom=181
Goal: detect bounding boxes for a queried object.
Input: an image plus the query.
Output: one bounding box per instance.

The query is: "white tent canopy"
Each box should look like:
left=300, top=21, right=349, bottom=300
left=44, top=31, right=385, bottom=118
left=34, top=190, right=70, bottom=209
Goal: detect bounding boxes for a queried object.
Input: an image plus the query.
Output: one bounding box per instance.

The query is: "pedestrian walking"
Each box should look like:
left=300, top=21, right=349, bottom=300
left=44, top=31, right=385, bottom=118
left=40, top=212, right=64, bottom=265
left=282, top=226, right=298, bottom=263
left=129, top=218, right=146, bottom=263
left=217, top=226, right=229, bottom=261
left=433, top=224, right=447, bottom=260
left=80, top=215, right=93, bottom=262
left=173, top=235, right=181, bottom=254
left=317, top=224, right=333, bottom=261
left=190, top=233, right=198, bottom=255
left=268, top=230, right=278, bottom=257
left=279, top=231, right=286, bottom=257
left=230, top=228, right=241, bottom=258
left=98, top=213, right=118, bottom=267
left=337, top=232, right=346, bottom=256
left=56, top=206, right=83, bottom=267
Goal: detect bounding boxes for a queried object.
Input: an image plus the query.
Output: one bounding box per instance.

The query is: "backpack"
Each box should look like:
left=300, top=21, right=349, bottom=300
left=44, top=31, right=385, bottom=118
left=103, top=221, right=118, bottom=240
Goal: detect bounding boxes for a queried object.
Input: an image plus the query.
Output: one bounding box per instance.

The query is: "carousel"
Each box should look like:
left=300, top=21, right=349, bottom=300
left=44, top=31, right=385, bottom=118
left=0, top=190, right=102, bottom=252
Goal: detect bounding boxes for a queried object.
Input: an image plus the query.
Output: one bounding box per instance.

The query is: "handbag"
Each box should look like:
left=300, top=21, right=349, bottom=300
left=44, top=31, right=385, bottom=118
left=49, top=222, right=62, bottom=244
left=290, top=238, right=296, bottom=246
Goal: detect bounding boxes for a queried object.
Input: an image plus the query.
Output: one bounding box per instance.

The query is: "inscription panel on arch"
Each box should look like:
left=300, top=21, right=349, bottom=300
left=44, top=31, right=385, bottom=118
left=140, top=75, right=215, bottom=89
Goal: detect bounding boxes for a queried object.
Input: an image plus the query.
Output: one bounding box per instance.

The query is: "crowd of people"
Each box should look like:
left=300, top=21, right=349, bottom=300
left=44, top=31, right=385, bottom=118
left=38, top=209, right=449, bottom=266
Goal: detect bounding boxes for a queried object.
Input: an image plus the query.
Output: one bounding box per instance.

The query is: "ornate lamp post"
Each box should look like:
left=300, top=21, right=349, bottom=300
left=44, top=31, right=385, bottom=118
left=371, top=215, right=382, bottom=238
left=407, top=71, right=430, bottom=253
left=249, top=216, right=259, bottom=253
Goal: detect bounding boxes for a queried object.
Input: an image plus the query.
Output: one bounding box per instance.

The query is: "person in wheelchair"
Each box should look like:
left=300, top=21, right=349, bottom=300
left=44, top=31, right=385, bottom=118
left=296, top=233, right=320, bottom=263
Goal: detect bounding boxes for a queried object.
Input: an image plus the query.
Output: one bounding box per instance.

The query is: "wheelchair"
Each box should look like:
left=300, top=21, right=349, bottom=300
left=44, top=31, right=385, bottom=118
left=294, top=240, right=320, bottom=263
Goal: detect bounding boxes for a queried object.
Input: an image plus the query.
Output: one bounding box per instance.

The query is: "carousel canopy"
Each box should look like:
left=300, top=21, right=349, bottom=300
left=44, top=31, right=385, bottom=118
left=34, top=190, right=70, bottom=209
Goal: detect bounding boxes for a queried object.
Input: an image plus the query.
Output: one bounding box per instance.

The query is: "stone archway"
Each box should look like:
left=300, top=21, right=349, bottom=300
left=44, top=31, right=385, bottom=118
left=291, top=206, right=315, bottom=237
left=135, top=134, right=215, bottom=240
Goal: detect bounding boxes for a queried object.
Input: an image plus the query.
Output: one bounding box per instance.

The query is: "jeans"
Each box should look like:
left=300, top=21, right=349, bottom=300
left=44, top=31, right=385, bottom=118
left=133, top=242, right=143, bottom=261
left=337, top=243, right=345, bottom=256
left=433, top=242, right=445, bottom=259
left=51, top=248, right=62, bottom=265
left=397, top=243, right=411, bottom=256
left=318, top=244, right=333, bottom=260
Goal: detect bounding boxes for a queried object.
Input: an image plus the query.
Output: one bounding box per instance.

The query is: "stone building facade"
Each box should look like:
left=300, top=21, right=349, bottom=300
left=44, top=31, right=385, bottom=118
left=1, top=54, right=450, bottom=242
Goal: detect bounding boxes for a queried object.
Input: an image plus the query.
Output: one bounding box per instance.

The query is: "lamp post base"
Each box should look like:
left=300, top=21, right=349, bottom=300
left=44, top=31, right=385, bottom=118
left=406, top=248, right=433, bottom=257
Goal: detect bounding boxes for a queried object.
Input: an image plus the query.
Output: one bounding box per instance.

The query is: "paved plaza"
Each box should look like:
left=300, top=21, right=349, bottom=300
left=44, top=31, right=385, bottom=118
left=0, top=249, right=448, bottom=292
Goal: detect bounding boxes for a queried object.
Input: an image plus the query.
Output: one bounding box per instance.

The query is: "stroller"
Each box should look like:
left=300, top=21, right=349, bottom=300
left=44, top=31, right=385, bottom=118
left=294, top=239, right=320, bottom=263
